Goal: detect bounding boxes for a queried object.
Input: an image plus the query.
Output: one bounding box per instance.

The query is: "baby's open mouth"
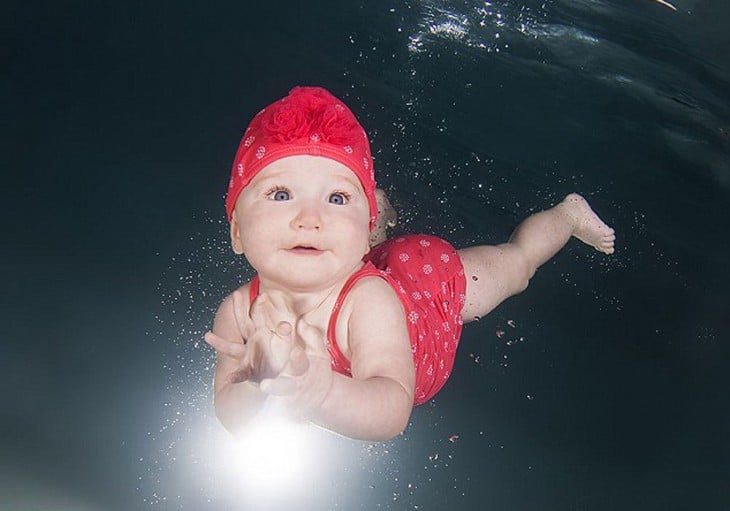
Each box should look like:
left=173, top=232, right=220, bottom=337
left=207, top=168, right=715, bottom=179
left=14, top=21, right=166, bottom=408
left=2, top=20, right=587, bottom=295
left=289, top=245, right=323, bottom=253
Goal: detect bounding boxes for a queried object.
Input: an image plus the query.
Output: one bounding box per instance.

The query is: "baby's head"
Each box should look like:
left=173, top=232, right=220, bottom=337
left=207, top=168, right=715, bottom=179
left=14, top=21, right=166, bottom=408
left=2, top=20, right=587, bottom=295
left=226, top=86, right=377, bottom=228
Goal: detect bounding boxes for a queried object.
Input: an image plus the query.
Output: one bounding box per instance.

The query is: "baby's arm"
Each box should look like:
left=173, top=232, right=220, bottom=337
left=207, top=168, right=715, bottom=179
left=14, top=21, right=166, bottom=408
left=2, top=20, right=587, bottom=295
left=262, top=278, right=416, bottom=441
left=205, top=289, right=294, bottom=433
left=206, top=292, right=266, bottom=433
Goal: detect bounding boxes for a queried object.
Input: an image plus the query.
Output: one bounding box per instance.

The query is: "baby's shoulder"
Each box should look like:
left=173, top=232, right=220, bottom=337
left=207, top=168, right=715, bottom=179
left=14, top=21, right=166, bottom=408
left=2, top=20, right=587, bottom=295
left=350, top=272, right=397, bottom=296
left=332, top=274, right=410, bottom=358
left=344, top=274, right=404, bottom=318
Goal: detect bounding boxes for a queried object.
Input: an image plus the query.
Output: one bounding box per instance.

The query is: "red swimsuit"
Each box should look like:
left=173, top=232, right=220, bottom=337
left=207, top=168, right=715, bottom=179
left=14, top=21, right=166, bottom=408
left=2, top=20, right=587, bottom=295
left=249, top=235, right=467, bottom=405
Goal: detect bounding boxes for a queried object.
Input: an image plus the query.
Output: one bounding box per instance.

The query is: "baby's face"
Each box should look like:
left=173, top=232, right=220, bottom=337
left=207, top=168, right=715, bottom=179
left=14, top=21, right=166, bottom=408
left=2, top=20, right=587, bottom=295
left=230, top=155, right=372, bottom=291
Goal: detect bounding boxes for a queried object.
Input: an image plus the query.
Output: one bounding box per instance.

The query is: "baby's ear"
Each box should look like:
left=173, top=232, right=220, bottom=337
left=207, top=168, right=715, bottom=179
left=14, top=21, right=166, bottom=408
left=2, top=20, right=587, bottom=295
left=229, top=212, right=244, bottom=255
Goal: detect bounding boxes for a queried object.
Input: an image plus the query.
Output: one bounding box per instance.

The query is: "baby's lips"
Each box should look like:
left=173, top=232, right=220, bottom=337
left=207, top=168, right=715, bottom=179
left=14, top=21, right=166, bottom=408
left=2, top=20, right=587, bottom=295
left=289, top=241, right=323, bottom=250
left=287, top=244, right=325, bottom=254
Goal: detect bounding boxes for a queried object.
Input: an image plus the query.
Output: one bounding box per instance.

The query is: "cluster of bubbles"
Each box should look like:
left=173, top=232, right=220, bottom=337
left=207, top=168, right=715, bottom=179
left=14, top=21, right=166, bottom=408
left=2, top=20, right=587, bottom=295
left=140, top=214, right=245, bottom=506
left=406, top=0, right=550, bottom=55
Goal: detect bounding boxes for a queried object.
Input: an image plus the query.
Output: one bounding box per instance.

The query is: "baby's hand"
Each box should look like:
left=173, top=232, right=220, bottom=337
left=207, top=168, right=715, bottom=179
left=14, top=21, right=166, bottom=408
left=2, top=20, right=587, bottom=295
left=259, top=318, right=334, bottom=419
left=247, top=293, right=297, bottom=381
left=204, top=291, right=295, bottom=384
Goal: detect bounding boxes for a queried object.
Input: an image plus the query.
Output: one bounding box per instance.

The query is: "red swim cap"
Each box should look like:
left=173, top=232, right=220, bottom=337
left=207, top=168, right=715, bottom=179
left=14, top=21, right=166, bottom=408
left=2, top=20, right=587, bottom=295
left=226, top=87, right=377, bottom=229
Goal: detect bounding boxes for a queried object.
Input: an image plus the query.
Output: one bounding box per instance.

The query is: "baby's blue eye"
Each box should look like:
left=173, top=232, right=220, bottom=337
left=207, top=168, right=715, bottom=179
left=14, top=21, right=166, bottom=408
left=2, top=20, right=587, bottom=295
left=329, top=193, right=348, bottom=205
left=272, top=190, right=290, bottom=201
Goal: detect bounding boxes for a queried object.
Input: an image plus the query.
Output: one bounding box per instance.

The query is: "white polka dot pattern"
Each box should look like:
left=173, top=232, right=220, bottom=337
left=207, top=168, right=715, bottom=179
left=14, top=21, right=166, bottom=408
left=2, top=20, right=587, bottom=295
left=365, top=234, right=467, bottom=405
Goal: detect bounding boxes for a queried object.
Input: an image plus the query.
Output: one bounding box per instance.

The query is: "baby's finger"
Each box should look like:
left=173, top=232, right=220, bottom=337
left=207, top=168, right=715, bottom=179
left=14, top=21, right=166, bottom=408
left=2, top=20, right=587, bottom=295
left=285, top=345, right=309, bottom=377
left=204, top=332, right=246, bottom=359
left=249, top=293, right=271, bottom=331
left=273, top=320, right=292, bottom=337
left=230, top=366, right=253, bottom=383
left=257, top=293, right=294, bottom=333
left=268, top=321, right=294, bottom=371
left=296, top=319, right=327, bottom=354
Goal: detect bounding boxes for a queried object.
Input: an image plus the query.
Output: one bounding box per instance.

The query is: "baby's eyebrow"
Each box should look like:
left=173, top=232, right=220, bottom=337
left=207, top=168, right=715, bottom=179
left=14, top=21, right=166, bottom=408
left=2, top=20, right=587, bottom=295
left=251, top=174, right=287, bottom=189
left=331, top=180, right=359, bottom=191
left=330, top=173, right=362, bottom=191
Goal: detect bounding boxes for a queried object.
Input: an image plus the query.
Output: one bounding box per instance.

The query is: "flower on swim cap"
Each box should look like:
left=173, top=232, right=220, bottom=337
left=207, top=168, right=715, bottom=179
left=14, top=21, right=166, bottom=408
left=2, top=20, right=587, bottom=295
left=226, top=86, right=378, bottom=229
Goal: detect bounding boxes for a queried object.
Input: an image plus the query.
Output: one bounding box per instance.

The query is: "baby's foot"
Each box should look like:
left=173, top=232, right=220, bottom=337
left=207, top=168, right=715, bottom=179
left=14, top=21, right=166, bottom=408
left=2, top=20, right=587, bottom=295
left=562, top=193, right=616, bottom=255
left=369, top=189, right=398, bottom=247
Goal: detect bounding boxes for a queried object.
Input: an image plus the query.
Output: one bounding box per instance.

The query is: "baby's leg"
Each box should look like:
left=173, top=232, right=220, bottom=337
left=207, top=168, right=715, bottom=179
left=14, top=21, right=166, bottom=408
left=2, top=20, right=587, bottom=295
left=459, top=194, right=615, bottom=322
left=369, top=189, right=398, bottom=247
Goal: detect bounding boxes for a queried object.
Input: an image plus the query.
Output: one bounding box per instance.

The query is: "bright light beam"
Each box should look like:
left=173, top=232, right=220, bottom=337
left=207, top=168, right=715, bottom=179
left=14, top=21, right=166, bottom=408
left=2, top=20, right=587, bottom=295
left=207, top=414, right=329, bottom=501
left=229, top=420, right=315, bottom=490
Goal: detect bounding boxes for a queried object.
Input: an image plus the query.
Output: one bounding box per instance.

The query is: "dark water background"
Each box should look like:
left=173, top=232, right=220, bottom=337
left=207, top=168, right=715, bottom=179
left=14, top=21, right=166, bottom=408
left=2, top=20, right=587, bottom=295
left=3, top=0, right=729, bottom=509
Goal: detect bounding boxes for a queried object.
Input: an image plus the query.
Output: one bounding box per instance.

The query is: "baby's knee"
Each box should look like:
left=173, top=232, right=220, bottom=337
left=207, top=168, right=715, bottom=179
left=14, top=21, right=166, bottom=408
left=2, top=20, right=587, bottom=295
left=509, top=246, right=535, bottom=294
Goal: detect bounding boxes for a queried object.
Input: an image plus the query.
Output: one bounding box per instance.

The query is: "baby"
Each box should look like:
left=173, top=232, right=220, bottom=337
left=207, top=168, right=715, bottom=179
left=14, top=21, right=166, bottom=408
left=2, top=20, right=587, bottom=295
left=204, top=86, right=615, bottom=441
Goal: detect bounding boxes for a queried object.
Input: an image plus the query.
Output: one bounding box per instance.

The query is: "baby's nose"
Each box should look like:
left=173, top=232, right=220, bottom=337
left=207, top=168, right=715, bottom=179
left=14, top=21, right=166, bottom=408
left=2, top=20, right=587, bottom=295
left=291, top=205, right=322, bottom=230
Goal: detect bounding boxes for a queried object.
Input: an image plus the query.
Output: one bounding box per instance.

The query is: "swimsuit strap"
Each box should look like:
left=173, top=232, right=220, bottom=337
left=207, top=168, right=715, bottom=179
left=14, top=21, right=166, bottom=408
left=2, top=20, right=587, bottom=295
left=326, top=261, right=383, bottom=376
left=248, top=275, right=260, bottom=305
left=245, top=264, right=383, bottom=377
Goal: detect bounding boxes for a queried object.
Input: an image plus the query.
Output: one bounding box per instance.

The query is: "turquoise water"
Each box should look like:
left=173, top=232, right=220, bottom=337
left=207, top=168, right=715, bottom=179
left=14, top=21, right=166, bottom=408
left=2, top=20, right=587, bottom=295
left=3, top=1, right=728, bottom=509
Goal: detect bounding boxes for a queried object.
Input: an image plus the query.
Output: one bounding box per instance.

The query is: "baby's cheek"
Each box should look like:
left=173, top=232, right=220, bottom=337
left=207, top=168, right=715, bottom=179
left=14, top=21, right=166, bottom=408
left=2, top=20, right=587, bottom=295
left=356, top=231, right=372, bottom=259
left=238, top=237, right=266, bottom=265
left=242, top=223, right=272, bottom=245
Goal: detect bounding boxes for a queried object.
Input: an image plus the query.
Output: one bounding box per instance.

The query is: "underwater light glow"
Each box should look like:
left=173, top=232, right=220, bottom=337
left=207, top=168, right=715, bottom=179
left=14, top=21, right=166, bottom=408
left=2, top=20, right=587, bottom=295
left=206, top=414, right=329, bottom=500
left=229, top=421, right=315, bottom=489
